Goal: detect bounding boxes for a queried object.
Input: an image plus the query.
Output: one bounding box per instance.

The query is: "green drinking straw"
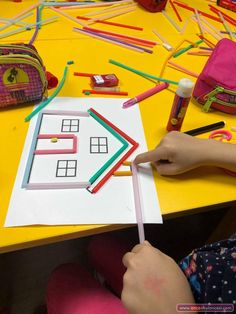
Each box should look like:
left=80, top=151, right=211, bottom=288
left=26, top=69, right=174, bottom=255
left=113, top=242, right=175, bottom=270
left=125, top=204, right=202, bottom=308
left=173, top=39, right=203, bottom=58
left=25, top=66, right=68, bottom=122
left=109, top=59, right=179, bottom=85
left=88, top=109, right=128, bottom=184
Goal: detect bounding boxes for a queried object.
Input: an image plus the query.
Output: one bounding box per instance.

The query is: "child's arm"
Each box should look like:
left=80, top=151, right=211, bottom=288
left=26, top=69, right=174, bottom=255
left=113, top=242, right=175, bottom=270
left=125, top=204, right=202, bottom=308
left=121, top=241, right=195, bottom=314
left=134, top=131, right=236, bottom=175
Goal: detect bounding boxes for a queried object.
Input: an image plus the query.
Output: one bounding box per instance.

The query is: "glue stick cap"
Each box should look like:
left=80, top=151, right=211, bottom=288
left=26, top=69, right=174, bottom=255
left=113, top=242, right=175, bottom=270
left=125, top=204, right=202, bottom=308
left=176, top=78, right=194, bottom=98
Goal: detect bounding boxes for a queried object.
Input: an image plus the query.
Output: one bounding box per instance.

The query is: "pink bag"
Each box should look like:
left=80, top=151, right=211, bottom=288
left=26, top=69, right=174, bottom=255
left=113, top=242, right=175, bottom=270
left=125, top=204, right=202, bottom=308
left=0, top=43, right=48, bottom=108
left=193, top=38, right=236, bottom=114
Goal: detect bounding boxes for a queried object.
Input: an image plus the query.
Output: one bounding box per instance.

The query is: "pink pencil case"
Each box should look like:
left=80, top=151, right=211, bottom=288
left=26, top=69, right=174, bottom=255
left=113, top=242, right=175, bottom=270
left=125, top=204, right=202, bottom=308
left=193, top=38, right=236, bottom=114
left=0, top=43, right=48, bottom=108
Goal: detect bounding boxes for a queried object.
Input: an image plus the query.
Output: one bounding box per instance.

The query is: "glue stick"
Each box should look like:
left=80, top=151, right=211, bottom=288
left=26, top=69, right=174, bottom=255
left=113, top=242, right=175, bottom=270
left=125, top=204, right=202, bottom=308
left=166, top=78, right=194, bottom=132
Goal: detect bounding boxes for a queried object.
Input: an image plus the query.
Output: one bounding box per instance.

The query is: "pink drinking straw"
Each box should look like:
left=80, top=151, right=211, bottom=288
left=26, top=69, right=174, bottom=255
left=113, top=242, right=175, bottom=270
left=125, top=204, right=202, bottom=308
left=131, top=162, right=145, bottom=243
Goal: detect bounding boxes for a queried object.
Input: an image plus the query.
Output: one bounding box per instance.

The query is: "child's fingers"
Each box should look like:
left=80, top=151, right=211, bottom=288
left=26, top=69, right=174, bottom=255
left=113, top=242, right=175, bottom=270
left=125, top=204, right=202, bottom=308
left=134, top=149, right=158, bottom=164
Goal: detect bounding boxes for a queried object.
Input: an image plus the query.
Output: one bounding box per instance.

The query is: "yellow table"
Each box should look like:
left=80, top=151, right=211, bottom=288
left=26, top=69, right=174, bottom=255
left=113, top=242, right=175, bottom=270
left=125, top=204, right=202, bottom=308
left=0, top=0, right=235, bottom=253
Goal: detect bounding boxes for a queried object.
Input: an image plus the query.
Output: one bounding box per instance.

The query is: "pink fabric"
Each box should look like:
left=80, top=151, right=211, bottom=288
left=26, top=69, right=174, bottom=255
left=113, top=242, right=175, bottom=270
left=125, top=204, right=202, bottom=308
left=46, top=263, right=128, bottom=314
left=88, top=234, right=131, bottom=297
left=193, top=38, right=236, bottom=114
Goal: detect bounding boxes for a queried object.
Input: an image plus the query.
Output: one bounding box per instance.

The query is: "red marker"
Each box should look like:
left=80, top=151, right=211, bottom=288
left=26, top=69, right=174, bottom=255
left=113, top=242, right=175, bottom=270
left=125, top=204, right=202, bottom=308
left=166, top=78, right=194, bottom=132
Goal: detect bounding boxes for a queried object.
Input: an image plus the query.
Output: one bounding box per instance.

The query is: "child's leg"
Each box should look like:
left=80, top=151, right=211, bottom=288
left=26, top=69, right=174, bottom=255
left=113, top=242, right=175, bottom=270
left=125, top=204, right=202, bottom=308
left=88, top=233, right=133, bottom=297
left=46, top=263, right=128, bottom=314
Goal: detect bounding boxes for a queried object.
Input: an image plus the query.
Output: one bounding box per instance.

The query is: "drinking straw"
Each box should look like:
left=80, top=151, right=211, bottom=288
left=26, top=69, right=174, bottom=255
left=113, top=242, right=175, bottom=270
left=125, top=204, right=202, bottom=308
left=83, top=26, right=157, bottom=46
left=0, top=16, right=58, bottom=40
left=152, top=29, right=172, bottom=50
left=56, top=0, right=131, bottom=9
left=29, top=7, right=40, bottom=45
left=173, top=1, right=221, bottom=23
left=169, top=0, right=182, bottom=22
left=192, top=16, right=221, bottom=40
left=217, top=12, right=234, bottom=40
left=168, top=61, right=199, bottom=78
left=83, top=89, right=128, bottom=96
left=13, top=1, right=42, bottom=20
left=0, top=12, right=33, bottom=32
left=180, top=16, right=191, bottom=34
left=132, top=162, right=145, bottom=243
left=159, top=38, right=185, bottom=78
left=173, top=39, right=203, bottom=57
left=25, top=66, right=68, bottom=122
left=194, top=9, right=204, bottom=35
left=84, top=1, right=134, bottom=16
left=73, top=28, right=146, bottom=53
left=162, top=10, right=181, bottom=32
left=200, top=16, right=224, bottom=39
left=50, top=7, right=87, bottom=26
left=208, top=4, right=236, bottom=26
left=86, top=7, right=136, bottom=25
left=109, top=59, right=179, bottom=85
left=187, top=51, right=212, bottom=56
left=77, top=15, right=143, bottom=30
left=43, top=1, right=95, bottom=6
left=198, top=35, right=215, bottom=48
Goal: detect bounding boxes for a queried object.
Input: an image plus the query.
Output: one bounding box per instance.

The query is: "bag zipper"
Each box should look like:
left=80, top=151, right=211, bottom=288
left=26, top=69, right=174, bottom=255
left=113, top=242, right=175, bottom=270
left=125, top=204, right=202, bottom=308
left=202, top=86, right=236, bottom=112
left=0, top=44, right=43, bottom=65
left=0, top=54, right=47, bottom=92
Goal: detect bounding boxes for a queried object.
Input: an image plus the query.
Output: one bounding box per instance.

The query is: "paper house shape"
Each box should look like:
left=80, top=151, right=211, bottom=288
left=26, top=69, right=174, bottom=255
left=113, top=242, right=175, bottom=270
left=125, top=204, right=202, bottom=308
left=22, top=108, right=138, bottom=193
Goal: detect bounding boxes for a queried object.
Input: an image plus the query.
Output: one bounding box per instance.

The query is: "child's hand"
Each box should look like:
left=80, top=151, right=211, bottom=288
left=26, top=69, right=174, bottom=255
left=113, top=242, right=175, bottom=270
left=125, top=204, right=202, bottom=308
left=121, top=241, right=195, bottom=314
left=134, top=131, right=213, bottom=175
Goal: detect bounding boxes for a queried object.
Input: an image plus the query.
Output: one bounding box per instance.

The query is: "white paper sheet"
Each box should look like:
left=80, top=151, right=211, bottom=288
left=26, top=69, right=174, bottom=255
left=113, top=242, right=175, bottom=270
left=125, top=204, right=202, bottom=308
left=5, top=97, right=163, bottom=226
